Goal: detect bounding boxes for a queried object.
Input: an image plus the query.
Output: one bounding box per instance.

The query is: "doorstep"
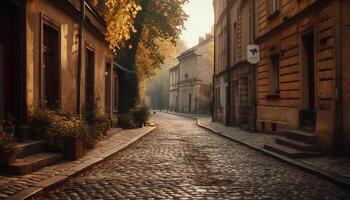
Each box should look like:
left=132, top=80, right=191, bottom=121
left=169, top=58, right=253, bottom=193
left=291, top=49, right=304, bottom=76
left=0, top=126, right=156, bottom=200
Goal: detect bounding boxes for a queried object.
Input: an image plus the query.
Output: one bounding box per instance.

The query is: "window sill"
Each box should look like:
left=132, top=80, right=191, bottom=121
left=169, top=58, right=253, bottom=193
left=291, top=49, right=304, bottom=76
left=266, top=93, right=280, bottom=99
left=267, top=10, right=280, bottom=21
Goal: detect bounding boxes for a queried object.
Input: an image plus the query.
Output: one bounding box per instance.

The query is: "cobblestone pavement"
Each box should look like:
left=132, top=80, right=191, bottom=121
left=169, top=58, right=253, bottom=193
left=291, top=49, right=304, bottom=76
left=43, top=113, right=350, bottom=200
left=0, top=127, right=154, bottom=199
left=170, top=112, right=350, bottom=183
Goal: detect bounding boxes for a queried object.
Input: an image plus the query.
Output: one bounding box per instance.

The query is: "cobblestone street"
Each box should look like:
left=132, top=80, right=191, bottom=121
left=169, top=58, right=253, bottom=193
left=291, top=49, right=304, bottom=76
left=43, top=113, right=350, bottom=199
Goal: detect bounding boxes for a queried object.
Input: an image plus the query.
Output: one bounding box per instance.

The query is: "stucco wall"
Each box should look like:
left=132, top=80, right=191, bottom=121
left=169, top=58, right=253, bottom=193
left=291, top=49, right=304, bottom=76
left=196, top=40, right=214, bottom=85
left=26, top=0, right=79, bottom=113
left=26, top=0, right=113, bottom=116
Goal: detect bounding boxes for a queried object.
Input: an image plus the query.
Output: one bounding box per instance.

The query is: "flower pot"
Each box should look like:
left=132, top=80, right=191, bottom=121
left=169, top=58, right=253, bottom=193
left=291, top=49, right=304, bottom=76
left=0, top=150, right=16, bottom=165
left=63, top=136, right=86, bottom=161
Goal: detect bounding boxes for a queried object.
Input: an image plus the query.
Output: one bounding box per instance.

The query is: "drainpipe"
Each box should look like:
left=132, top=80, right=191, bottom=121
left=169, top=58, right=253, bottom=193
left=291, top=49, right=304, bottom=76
left=225, top=0, right=232, bottom=126
left=250, top=0, right=257, bottom=132
left=333, top=1, right=343, bottom=155
left=212, top=32, right=216, bottom=122
left=77, top=0, right=85, bottom=115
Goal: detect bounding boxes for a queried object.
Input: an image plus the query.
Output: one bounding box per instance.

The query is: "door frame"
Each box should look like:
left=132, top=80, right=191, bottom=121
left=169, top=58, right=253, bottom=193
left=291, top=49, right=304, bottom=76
left=85, top=45, right=95, bottom=108
left=300, top=28, right=317, bottom=111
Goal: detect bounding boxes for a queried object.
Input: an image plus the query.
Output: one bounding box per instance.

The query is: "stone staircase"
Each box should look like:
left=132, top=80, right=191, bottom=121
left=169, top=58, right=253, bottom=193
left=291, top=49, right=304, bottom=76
left=264, top=129, right=323, bottom=158
left=3, top=130, right=62, bottom=175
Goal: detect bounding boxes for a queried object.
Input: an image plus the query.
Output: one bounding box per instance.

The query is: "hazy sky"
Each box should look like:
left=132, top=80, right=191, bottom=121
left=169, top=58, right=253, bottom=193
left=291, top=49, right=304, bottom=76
left=181, top=0, right=214, bottom=48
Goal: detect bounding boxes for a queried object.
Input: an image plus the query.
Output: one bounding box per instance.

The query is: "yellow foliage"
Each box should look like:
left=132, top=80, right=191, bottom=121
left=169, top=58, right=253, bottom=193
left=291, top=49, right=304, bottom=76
left=92, top=0, right=142, bottom=50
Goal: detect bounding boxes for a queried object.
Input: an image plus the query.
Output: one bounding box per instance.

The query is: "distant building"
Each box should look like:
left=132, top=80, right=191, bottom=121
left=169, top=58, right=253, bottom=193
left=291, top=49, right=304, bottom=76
left=169, top=35, right=214, bottom=114
left=213, top=0, right=228, bottom=124
left=169, top=65, right=180, bottom=112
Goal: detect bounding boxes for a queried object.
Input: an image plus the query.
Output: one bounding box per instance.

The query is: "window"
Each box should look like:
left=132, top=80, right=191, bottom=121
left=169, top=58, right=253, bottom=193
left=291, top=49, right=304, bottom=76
left=232, top=23, right=237, bottom=64
left=268, top=54, right=280, bottom=96
left=105, top=62, right=111, bottom=113
left=85, top=48, right=95, bottom=107
left=216, top=88, right=221, bottom=111
left=267, top=0, right=280, bottom=17
left=42, top=23, right=60, bottom=109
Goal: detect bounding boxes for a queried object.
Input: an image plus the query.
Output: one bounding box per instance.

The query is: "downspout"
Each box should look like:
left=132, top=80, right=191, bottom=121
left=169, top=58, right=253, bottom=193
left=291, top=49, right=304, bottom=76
left=77, top=0, right=85, bottom=114
left=251, top=0, right=257, bottom=132
left=333, top=0, right=343, bottom=154
left=212, top=31, right=216, bottom=121
left=225, top=0, right=231, bottom=126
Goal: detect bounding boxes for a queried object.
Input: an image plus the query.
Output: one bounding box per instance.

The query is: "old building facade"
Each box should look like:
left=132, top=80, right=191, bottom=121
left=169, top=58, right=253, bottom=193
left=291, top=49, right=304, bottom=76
left=169, top=64, right=180, bottom=112
left=228, top=0, right=256, bottom=131
left=255, top=0, right=350, bottom=154
left=0, top=0, right=119, bottom=127
left=174, top=36, right=214, bottom=115
left=213, top=0, right=229, bottom=124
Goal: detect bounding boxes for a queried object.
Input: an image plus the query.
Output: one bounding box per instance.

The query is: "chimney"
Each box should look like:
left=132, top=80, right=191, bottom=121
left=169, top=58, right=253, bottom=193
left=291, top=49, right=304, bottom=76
left=198, top=37, right=205, bottom=44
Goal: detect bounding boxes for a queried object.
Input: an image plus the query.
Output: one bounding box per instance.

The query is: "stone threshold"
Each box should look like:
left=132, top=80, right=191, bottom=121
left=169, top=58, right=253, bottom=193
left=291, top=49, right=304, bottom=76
left=3, top=126, right=156, bottom=200
left=164, top=111, right=350, bottom=190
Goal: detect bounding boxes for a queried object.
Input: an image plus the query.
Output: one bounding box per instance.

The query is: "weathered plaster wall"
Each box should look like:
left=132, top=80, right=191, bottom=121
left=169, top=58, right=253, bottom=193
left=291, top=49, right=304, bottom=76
left=26, top=0, right=79, bottom=113
left=26, top=0, right=113, bottom=117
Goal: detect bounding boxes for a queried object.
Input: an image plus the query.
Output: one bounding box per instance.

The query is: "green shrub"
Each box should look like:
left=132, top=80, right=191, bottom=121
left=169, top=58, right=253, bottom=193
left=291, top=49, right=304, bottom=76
left=83, top=103, right=111, bottom=149
left=0, top=117, right=16, bottom=153
left=30, top=107, right=90, bottom=152
left=118, top=114, right=137, bottom=129
left=131, top=104, right=151, bottom=125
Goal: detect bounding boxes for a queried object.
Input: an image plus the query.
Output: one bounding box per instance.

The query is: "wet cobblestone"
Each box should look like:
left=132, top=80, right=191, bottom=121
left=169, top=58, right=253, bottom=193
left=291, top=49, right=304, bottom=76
left=44, top=113, right=350, bottom=199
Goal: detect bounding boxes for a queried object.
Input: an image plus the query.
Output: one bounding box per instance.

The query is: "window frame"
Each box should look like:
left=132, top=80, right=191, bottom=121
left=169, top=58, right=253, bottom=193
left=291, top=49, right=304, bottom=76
left=267, top=0, right=280, bottom=19
left=40, top=13, right=61, bottom=108
left=267, top=53, right=281, bottom=98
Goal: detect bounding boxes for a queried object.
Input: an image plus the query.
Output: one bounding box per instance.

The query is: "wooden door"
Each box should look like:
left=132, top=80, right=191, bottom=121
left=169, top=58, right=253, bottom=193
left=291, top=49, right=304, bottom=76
left=0, top=1, right=21, bottom=120
left=85, top=49, right=95, bottom=108
left=105, top=62, right=111, bottom=114
left=301, top=31, right=316, bottom=128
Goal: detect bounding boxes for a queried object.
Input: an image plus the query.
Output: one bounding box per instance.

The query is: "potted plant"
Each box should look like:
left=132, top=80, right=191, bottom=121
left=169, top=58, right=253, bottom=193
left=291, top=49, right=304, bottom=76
left=61, top=117, right=89, bottom=161
left=0, top=119, right=16, bottom=165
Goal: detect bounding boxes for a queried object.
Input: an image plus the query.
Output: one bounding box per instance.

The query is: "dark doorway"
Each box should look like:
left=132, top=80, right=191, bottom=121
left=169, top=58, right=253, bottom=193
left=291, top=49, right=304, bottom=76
left=0, top=1, right=22, bottom=120
left=42, top=24, right=60, bottom=109
left=188, top=94, right=192, bottom=113
left=105, top=62, right=111, bottom=114
left=85, top=48, right=95, bottom=108
left=113, top=68, right=118, bottom=113
left=301, top=31, right=316, bottom=129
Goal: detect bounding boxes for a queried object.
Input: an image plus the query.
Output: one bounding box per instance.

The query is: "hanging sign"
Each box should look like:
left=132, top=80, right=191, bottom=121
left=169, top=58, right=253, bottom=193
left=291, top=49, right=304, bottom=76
left=247, top=44, right=260, bottom=64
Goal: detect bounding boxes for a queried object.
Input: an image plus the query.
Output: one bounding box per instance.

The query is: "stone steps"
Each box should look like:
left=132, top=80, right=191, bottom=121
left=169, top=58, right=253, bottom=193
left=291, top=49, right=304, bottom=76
left=276, top=138, right=321, bottom=152
left=14, top=140, right=46, bottom=159
left=5, top=153, right=62, bottom=175
left=286, top=129, right=318, bottom=144
left=264, top=143, right=322, bottom=159
left=3, top=137, right=63, bottom=175
left=264, top=129, right=322, bottom=159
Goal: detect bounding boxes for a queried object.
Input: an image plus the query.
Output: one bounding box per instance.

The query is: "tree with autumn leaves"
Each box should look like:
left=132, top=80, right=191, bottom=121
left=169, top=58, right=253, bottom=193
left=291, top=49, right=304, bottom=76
left=91, top=0, right=188, bottom=113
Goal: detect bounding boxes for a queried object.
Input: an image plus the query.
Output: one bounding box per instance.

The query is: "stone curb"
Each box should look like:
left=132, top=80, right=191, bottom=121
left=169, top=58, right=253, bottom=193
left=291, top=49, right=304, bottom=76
left=5, top=126, right=157, bottom=200
left=163, top=111, right=350, bottom=189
